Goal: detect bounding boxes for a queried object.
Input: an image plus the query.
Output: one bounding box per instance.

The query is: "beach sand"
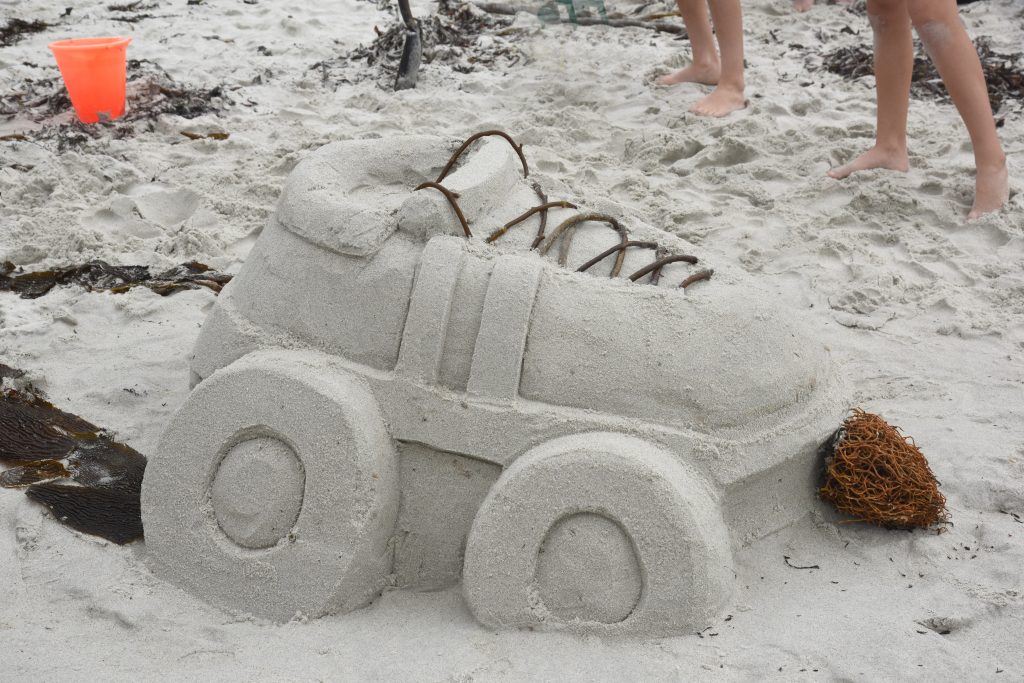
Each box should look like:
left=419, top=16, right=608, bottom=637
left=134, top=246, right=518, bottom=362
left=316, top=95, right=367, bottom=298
left=1, top=0, right=1022, bottom=679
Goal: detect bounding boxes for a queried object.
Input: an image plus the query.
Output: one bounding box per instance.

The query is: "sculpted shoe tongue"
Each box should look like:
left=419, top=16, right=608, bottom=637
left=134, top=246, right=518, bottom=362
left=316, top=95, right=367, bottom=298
left=275, top=135, right=455, bottom=256
left=398, top=137, right=536, bottom=243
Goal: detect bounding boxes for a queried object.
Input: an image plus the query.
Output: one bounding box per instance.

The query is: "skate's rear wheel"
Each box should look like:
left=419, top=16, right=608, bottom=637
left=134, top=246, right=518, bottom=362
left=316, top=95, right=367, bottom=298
left=142, top=350, right=398, bottom=621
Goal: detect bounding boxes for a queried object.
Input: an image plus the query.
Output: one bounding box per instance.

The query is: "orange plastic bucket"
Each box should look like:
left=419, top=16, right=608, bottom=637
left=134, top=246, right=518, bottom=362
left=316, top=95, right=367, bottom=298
left=49, top=37, right=132, bottom=124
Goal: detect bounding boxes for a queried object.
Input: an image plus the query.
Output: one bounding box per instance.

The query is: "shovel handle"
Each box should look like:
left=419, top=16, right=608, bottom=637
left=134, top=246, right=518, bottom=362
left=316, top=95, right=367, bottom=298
left=397, top=0, right=415, bottom=28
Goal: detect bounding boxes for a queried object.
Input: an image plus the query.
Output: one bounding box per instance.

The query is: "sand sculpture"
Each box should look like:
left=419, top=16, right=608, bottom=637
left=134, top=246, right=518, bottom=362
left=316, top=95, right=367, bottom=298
left=141, top=132, right=845, bottom=636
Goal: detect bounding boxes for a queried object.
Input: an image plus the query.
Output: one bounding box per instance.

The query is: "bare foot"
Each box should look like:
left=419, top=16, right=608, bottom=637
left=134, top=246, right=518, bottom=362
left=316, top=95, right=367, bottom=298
left=689, top=85, right=746, bottom=117
left=827, top=145, right=909, bottom=179
left=967, top=158, right=1009, bottom=220
left=791, top=0, right=814, bottom=11
left=656, top=62, right=721, bottom=87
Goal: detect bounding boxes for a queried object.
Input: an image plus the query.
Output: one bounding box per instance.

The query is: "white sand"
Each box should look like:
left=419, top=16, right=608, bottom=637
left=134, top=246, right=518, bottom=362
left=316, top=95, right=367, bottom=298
left=2, top=0, right=1023, bottom=679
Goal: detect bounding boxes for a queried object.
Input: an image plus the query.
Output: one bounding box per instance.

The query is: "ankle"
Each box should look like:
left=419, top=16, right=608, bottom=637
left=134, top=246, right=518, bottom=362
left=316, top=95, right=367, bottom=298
left=692, top=57, right=720, bottom=71
left=716, top=78, right=745, bottom=93
left=875, top=141, right=907, bottom=156
left=976, top=151, right=1007, bottom=171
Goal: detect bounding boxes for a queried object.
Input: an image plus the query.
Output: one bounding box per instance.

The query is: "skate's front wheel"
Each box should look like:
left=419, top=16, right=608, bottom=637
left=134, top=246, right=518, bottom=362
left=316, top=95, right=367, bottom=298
left=462, top=433, right=733, bottom=636
left=141, top=350, right=398, bottom=621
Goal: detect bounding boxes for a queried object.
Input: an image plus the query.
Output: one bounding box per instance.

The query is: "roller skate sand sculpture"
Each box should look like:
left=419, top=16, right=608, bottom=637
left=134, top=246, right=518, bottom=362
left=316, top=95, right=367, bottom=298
left=141, top=131, right=846, bottom=636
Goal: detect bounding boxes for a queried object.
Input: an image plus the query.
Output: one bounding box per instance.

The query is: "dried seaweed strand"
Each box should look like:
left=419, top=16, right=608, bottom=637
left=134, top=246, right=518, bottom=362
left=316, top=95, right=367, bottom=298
left=540, top=213, right=628, bottom=272
left=435, top=129, right=529, bottom=183
left=680, top=268, right=714, bottom=289
left=577, top=240, right=658, bottom=276
left=414, top=181, right=473, bottom=237
left=649, top=246, right=669, bottom=285
left=628, top=254, right=699, bottom=282
left=486, top=200, right=577, bottom=243
left=530, top=181, right=551, bottom=250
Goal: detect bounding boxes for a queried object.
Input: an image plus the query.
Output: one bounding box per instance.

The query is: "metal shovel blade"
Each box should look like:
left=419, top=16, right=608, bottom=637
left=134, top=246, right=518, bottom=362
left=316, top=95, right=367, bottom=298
left=394, top=0, right=421, bottom=91
left=394, top=26, right=422, bottom=91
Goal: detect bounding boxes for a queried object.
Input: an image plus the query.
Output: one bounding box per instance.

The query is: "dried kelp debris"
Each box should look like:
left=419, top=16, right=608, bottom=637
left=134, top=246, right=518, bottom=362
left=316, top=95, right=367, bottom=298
left=0, top=260, right=232, bottom=299
left=0, top=375, right=146, bottom=544
left=819, top=38, right=1024, bottom=114
left=0, top=364, right=27, bottom=384
left=0, top=18, right=50, bottom=47
left=0, top=59, right=231, bottom=146
left=315, top=0, right=525, bottom=87
left=108, top=1, right=159, bottom=23
left=819, top=409, right=947, bottom=530
left=108, top=0, right=157, bottom=10
left=123, top=59, right=231, bottom=119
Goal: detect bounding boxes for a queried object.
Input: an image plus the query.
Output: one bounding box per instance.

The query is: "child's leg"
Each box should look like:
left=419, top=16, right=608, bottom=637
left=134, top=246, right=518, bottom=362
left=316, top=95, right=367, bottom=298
left=690, top=0, right=746, bottom=117
left=655, top=0, right=721, bottom=86
left=906, top=0, right=1008, bottom=218
left=828, top=0, right=913, bottom=179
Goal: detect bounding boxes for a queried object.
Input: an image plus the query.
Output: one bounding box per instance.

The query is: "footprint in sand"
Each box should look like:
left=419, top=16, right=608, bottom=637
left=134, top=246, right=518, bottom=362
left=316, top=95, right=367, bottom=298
left=694, top=139, right=758, bottom=169
left=84, top=204, right=161, bottom=239
left=85, top=184, right=204, bottom=240
left=944, top=221, right=1012, bottom=254
left=916, top=615, right=973, bottom=636
left=659, top=140, right=706, bottom=166
left=828, top=288, right=887, bottom=316
left=129, top=184, right=202, bottom=227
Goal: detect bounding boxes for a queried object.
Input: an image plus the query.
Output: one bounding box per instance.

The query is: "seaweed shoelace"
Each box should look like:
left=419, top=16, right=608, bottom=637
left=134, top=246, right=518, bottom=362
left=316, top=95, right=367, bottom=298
left=414, top=129, right=714, bottom=289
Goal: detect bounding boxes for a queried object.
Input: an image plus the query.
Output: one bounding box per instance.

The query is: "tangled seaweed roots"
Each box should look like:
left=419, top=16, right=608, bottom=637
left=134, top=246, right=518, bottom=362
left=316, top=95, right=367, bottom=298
left=819, top=409, right=947, bottom=529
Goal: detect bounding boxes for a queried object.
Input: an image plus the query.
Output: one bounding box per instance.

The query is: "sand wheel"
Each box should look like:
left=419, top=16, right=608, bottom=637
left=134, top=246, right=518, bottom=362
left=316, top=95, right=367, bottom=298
left=141, top=349, right=398, bottom=621
left=462, top=433, right=733, bottom=635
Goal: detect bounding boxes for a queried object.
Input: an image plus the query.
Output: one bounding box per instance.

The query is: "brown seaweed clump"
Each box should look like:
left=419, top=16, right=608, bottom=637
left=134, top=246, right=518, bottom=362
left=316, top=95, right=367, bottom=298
left=0, top=260, right=232, bottom=299
left=819, top=38, right=1024, bottom=115
left=819, top=409, right=947, bottom=529
left=0, top=18, right=50, bottom=48
left=0, top=367, right=146, bottom=544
